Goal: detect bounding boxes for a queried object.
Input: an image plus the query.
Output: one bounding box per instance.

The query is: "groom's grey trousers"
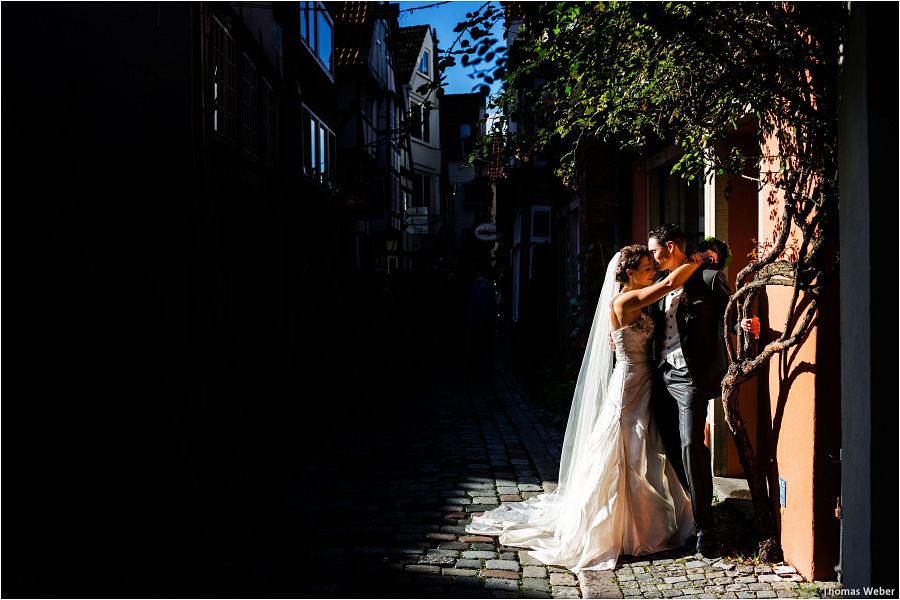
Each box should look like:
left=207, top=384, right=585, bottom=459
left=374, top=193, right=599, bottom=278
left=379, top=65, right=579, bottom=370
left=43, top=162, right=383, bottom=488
left=655, top=361, right=715, bottom=536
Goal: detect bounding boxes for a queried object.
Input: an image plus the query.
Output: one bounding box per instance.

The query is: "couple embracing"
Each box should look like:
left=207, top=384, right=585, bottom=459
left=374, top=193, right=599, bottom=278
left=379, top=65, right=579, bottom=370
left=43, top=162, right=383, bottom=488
left=467, top=224, right=760, bottom=572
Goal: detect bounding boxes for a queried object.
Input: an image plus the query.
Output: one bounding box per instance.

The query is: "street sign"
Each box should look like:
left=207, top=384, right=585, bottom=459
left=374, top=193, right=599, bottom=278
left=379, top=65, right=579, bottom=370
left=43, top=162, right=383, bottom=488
left=407, top=224, right=429, bottom=234
left=406, top=216, right=428, bottom=225
left=406, top=207, right=428, bottom=216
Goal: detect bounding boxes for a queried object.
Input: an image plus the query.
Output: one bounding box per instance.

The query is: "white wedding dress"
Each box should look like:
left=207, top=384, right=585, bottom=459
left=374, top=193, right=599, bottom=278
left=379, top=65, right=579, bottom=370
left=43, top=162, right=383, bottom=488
left=468, top=295, right=694, bottom=572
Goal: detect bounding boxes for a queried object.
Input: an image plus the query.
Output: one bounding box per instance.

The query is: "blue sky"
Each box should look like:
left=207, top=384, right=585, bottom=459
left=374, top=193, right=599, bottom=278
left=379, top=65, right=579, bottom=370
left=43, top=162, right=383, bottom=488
left=398, top=1, right=505, bottom=97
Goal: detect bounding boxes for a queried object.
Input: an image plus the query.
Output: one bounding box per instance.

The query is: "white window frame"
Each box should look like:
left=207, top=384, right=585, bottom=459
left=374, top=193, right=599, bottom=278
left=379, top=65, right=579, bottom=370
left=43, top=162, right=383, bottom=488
left=302, top=104, right=336, bottom=188
left=409, top=101, right=431, bottom=143
left=417, top=49, right=430, bottom=78
left=299, top=1, right=334, bottom=80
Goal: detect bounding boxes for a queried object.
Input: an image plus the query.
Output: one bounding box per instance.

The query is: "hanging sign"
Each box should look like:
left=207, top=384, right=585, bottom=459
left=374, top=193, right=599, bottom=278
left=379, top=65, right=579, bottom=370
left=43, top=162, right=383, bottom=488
left=474, top=222, right=497, bottom=242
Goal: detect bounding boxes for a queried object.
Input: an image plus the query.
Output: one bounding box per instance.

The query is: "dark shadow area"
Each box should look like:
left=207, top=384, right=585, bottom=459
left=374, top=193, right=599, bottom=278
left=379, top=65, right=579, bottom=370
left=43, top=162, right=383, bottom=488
left=9, top=245, right=505, bottom=597
left=2, top=4, right=504, bottom=595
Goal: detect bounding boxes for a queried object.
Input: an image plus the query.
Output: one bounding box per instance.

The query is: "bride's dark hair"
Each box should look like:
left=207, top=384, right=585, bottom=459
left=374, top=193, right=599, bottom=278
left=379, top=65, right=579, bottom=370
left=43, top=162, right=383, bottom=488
left=615, top=244, right=652, bottom=283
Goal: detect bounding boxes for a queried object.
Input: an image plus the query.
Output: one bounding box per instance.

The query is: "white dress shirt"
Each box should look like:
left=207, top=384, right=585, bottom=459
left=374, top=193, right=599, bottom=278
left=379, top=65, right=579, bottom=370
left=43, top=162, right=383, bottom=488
left=660, top=286, right=687, bottom=368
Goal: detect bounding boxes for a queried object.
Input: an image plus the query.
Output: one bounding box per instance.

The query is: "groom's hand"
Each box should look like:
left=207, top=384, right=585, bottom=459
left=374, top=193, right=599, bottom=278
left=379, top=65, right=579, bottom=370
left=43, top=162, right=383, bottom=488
left=699, top=249, right=719, bottom=265
left=607, top=331, right=616, bottom=351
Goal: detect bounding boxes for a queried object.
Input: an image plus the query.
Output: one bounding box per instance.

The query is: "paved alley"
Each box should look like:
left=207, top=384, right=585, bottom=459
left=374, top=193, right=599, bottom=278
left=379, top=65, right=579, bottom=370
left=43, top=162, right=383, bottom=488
left=96, top=341, right=844, bottom=598
left=274, top=347, right=838, bottom=599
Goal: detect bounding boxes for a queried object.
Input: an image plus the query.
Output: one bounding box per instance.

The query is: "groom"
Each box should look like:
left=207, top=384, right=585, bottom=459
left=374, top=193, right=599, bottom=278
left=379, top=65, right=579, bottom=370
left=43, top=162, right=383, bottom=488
left=647, top=224, right=758, bottom=557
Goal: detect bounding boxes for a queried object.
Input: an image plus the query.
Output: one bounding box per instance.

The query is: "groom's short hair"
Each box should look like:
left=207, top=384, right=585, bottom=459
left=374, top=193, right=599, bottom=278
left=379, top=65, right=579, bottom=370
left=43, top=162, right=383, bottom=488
left=649, top=224, right=686, bottom=251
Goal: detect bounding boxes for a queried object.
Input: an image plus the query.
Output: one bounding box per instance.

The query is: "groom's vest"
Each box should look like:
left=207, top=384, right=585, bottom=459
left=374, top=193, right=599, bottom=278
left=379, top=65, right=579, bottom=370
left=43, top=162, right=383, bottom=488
left=651, top=267, right=731, bottom=399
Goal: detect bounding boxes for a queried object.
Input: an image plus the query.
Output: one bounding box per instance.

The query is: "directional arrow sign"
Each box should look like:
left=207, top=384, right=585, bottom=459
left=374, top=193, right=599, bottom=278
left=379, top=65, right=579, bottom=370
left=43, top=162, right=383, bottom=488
left=406, top=207, right=428, bottom=216
left=406, top=216, right=428, bottom=225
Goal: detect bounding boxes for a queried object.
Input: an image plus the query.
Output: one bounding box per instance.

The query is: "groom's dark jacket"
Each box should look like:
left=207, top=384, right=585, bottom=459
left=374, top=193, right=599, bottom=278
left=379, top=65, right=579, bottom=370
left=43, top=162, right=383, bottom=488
left=650, top=266, right=732, bottom=400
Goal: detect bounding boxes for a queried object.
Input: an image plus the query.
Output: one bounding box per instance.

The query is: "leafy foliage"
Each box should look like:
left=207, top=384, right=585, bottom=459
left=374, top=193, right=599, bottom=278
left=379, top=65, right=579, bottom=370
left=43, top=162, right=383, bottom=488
left=463, top=3, right=845, bottom=189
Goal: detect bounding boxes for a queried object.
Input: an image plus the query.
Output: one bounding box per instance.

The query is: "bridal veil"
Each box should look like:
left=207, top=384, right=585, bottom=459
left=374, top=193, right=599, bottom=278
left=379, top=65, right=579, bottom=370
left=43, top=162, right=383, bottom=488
left=466, top=253, right=622, bottom=568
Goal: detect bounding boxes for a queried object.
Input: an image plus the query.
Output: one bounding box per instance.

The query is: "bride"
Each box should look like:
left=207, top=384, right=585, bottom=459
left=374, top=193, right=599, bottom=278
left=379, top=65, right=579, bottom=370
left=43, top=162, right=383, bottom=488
left=467, top=245, right=714, bottom=572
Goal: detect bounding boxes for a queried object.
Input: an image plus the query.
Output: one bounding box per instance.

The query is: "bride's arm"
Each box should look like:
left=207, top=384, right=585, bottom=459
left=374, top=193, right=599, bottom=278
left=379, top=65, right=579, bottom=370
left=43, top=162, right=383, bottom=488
left=618, top=252, right=708, bottom=312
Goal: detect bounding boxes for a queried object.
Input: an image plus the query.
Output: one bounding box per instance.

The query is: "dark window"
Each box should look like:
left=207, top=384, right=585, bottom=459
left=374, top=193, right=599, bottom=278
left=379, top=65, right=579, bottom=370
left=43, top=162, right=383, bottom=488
left=240, top=53, right=258, bottom=154
left=212, top=17, right=236, bottom=141
left=211, top=16, right=275, bottom=162
left=412, top=173, right=432, bottom=208
left=531, top=206, right=551, bottom=242
left=260, top=79, right=276, bottom=163
left=418, top=50, right=430, bottom=76
left=410, top=102, right=430, bottom=142
left=410, top=103, right=423, bottom=140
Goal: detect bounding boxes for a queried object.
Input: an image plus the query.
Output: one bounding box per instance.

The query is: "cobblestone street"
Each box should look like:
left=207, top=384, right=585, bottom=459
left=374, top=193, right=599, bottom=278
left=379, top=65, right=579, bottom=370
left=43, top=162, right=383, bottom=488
left=294, top=351, right=569, bottom=598
left=90, top=340, right=843, bottom=598
left=278, top=345, right=838, bottom=599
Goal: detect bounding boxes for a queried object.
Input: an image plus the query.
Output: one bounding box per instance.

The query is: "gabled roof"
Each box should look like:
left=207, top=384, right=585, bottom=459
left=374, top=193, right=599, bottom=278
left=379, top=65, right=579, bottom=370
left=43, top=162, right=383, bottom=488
left=393, top=25, right=430, bottom=84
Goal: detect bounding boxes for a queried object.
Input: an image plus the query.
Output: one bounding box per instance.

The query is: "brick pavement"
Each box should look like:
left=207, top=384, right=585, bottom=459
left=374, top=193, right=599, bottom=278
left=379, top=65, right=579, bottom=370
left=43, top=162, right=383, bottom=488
left=291, top=349, right=837, bottom=599
left=293, top=353, right=581, bottom=598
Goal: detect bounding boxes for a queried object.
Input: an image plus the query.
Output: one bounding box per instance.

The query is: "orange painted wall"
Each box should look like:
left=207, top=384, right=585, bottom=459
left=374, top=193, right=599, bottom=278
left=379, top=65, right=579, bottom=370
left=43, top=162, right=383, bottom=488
left=759, top=285, right=817, bottom=580
left=756, top=134, right=840, bottom=581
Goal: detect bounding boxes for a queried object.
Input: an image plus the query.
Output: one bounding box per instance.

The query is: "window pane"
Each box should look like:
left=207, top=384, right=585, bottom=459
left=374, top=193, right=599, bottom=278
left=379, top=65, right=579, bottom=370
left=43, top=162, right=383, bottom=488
left=410, top=104, right=422, bottom=139
left=300, top=2, right=308, bottom=42
left=225, top=30, right=236, bottom=138
left=213, top=70, right=220, bottom=131
left=418, top=51, right=429, bottom=75
left=319, top=126, right=326, bottom=179
left=262, top=80, right=275, bottom=162
left=423, top=107, right=431, bottom=143
left=328, top=132, right=336, bottom=180
left=413, top=174, right=423, bottom=206
left=532, top=208, right=551, bottom=240
left=311, top=3, right=317, bottom=48
left=241, top=54, right=258, bottom=152
left=305, top=112, right=315, bottom=175
left=211, top=19, right=237, bottom=141
left=317, top=11, right=333, bottom=72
